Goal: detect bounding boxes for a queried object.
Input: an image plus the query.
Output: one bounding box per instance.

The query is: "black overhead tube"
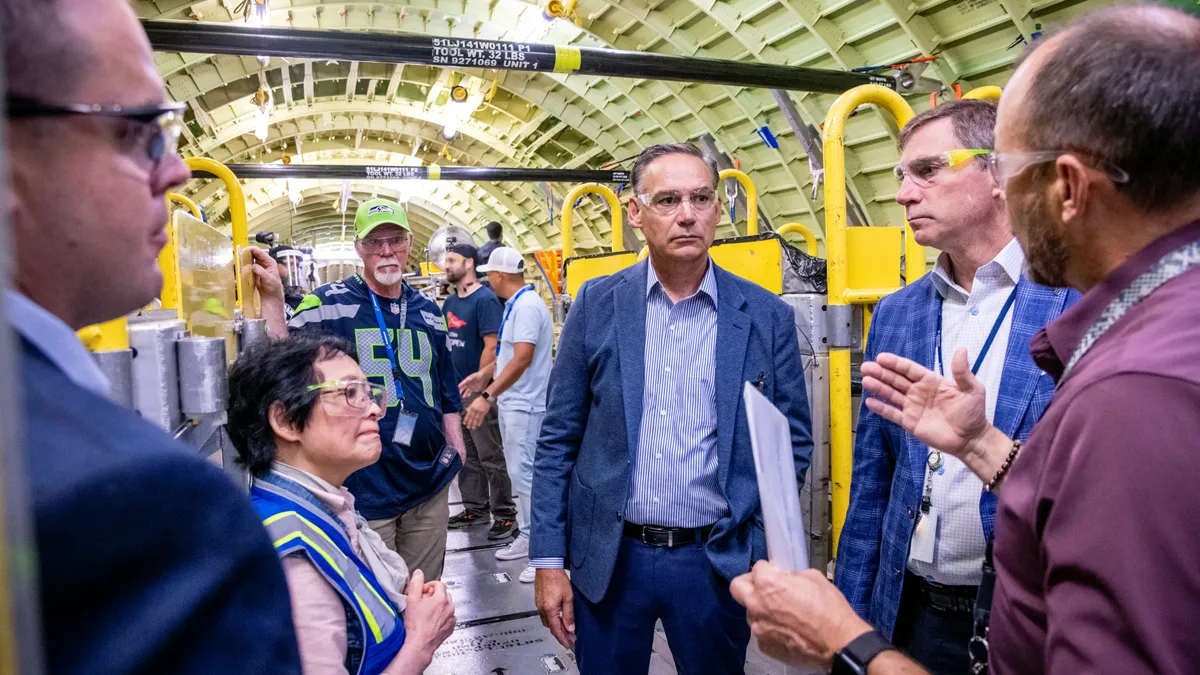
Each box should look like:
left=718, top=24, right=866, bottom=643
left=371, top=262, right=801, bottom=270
left=192, top=164, right=630, bottom=183
left=143, top=20, right=896, bottom=94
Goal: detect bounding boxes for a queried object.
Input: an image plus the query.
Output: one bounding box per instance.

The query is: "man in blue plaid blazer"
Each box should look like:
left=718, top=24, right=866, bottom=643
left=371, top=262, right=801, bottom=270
left=832, top=100, right=1078, bottom=674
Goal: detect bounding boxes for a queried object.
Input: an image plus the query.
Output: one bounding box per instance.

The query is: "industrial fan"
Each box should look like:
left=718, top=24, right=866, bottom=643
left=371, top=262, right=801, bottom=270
left=425, top=225, right=479, bottom=269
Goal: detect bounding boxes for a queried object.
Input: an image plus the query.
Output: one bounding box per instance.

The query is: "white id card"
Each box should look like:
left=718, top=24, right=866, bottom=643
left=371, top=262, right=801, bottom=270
left=392, top=409, right=419, bottom=447
left=909, top=507, right=938, bottom=565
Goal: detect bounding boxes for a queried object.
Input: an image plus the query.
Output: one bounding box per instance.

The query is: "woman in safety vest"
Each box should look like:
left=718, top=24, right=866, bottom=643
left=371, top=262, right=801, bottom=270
left=228, top=333, right=456, bottom=674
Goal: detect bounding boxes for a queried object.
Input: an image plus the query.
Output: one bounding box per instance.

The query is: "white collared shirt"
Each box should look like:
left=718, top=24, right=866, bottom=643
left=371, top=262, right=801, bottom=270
left=908, top=238, right=1025, bottom=585
left=6, top=290, right=109, bottom=397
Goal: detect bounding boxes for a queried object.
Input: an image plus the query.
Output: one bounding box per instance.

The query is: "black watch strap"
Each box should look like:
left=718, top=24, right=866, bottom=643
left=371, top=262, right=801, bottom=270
left=831, top=630, right=895, bottom=675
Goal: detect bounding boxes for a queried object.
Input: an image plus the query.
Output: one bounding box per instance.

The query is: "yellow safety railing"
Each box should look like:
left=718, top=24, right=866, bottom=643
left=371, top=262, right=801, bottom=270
left=824, top=85, right=919, bottom=553
left=963, top=85, right=1003, bottom=102
left=184, top=157, right=255, bottom=317
left=167, top=192, right=203, bottom=221
left=561, top=183, right=622, bottom=259
left=777, top=222, right=818, bottom=256
left=639, top=245, right=650, bottom=261
left=719, top=168, right=758, bottom=236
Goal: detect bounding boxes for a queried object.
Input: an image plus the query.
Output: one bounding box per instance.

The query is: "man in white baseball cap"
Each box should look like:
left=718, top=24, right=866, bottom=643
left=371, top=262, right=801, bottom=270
left=466, top=247, right=553, bottom=583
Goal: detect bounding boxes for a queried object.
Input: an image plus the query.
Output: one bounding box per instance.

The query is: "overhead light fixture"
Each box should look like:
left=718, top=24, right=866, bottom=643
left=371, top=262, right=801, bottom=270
left=442, top=125, right=458, bottom=140
left=450, top=85, right=469, bottom=103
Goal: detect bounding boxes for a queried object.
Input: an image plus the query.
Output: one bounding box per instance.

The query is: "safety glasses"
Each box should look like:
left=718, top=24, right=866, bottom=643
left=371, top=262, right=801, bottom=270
left=359, top=235, right=413, bottom=255
left=984, top=150, right=1130, bottom=188
left=636, top=188, right=719, bottom=216
left=6, top=94, right=186, bottom=172
left=893, top=148, right=989, bottom=188
left=307, top=379, right=387, bottom=416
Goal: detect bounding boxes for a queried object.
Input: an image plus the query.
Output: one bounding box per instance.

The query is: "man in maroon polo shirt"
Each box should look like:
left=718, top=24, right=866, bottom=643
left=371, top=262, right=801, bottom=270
left=728, top=5, right=1200, bottom=674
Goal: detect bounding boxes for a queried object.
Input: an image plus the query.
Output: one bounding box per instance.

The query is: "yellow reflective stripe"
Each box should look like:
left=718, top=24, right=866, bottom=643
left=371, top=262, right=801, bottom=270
left=265, top=511, right=397, bottom=620
left=553, top=46, right=581, bottom=73
left=272, top=531, right=386, bottom=643
left=428, top=164, right=441, bottom=180
left=286, top=512, right=398, bottom=618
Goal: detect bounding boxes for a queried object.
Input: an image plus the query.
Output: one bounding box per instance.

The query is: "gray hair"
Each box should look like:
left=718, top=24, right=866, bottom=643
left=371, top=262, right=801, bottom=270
left=630, top=143, right=720, bottom=194
left=1018, top=5, right=1200, bottom=212
left=898, top=99, right=997, bottom=155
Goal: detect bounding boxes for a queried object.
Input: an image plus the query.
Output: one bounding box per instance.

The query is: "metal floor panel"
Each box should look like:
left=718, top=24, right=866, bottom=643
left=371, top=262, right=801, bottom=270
left=443, top=552, right=536, bottom=624
left=445, top=521, right=509, bottom=553
left=427, top=614, right=575, bottom=675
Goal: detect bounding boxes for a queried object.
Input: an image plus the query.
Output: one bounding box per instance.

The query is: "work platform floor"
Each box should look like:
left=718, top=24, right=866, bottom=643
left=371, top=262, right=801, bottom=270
left=429, top=481, right=821, bottom=675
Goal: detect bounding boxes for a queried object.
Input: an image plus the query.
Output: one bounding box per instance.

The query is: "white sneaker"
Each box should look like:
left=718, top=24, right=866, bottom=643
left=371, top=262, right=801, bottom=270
left=494, top=535, right=530, bottom=561
left=519, top=566, right=536, bottom=583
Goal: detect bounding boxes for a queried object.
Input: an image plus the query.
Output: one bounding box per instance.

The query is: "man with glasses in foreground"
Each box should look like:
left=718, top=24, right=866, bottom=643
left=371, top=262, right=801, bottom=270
left=1, top=0, right=301, bottom=671
left=732, top=6, right=1200, bottom=674
left=833, top=99, right=1076, bottom=673
left=284, top=198, right=466, bottom=581
left=530, top=143, right=813, bottom=674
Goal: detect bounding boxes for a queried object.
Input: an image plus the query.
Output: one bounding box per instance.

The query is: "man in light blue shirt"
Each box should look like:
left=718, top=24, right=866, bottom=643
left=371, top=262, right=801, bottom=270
left=463, top=246, right=554, bottom=584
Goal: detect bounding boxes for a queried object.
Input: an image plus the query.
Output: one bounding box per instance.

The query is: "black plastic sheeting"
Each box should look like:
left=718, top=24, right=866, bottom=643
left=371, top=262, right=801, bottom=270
left=717, top=232, right=827, bottom=294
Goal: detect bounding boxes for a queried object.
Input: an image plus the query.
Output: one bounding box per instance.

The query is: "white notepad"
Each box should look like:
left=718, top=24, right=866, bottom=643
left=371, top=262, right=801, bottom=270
left=744, top=382, right=810, bottom=572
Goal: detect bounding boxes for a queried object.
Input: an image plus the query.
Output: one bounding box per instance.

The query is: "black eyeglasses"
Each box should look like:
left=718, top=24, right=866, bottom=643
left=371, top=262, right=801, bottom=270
left=5, top=94, right=187, bottom=170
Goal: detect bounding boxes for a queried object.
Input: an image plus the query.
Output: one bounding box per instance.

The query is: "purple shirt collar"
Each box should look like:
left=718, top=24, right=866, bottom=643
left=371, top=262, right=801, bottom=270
left=1032, top=218, right=1200, bottom=380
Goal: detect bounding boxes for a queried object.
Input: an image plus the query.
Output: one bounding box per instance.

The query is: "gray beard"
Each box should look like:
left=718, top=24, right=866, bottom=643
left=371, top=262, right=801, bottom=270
left=374, top=268, right=404, bottom=287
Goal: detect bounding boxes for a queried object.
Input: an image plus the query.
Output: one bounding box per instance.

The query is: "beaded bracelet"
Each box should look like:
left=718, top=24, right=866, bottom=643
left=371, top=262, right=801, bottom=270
left=985, top=440, right=1023, bottom=492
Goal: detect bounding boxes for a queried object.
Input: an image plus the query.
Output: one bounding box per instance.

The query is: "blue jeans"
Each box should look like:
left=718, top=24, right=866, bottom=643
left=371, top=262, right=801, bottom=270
left=892, top=574, right=974, bottom=675
left=497, top=407, right=544, bottom=537
left=573, top=536, right=751, bottom=675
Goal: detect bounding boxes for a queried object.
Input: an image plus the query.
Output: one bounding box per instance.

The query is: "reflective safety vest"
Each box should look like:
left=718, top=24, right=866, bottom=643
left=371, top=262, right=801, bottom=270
left=251, top=478, right=406, bottom=675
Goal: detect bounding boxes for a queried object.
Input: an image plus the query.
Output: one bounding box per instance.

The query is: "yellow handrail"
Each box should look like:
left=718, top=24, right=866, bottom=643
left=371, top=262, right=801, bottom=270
left=777, top=222, right=818, bottom=256
left=638, top=245, right=650, bottom=261
left=184, top=157, right=251, bottom=313
left=167, top=192, right=203, bottom=221
left=963, top=85, right=1003, bottom=102
left=719, top=168, right=758, bottom=236
left=823, top=85, right=918, bottom=554
left=561, top=183, right=623, bottom=260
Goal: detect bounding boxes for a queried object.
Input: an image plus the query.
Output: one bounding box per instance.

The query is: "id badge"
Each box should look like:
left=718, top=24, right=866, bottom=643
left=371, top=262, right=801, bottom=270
left=908, top=507, right=938, bottom=565
left=392, top=409, right=419, bottom=447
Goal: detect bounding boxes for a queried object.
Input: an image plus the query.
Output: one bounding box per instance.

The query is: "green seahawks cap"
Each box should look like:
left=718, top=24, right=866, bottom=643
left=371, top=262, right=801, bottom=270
left=355, top=198, right=411, bottom=239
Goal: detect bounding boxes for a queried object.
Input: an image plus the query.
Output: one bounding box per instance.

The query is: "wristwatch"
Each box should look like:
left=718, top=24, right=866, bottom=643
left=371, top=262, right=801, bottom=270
left=480, top=391, right=493, bottom=402
left=831, top=630, right=896, bottom=675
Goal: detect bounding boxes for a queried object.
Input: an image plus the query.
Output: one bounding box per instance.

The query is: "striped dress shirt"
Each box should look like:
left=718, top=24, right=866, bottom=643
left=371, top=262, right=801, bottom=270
left=625, top=261, right=728, bottom=527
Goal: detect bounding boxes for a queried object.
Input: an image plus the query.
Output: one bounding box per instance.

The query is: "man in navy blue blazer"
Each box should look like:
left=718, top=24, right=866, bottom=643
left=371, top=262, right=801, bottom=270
left=530, top=143, right=813, bottom=675
left=2, top=0, right=300, bottom=671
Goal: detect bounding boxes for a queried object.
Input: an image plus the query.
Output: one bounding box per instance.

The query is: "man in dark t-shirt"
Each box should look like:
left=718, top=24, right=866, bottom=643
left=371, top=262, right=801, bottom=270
left=442, top=243, right=518, bottom=539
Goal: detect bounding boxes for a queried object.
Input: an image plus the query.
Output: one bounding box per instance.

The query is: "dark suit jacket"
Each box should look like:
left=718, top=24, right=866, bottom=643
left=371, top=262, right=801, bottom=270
left=530, top=260, right=814, bottom=603
left=19, top=337, right=301, bottom=674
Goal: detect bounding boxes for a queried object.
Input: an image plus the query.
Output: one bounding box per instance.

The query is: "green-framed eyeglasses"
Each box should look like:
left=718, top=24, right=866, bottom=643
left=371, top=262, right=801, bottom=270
left=307, top=379, right=387, bottom=413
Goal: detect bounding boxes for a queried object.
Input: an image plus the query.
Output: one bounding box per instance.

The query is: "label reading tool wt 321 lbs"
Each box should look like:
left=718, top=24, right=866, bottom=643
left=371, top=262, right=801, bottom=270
left=431, top=38, right=540, bottom=70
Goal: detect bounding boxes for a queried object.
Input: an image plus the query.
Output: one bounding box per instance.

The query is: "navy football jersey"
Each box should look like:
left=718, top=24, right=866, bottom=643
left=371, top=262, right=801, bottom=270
left=289, top=275, right=462, bottom=518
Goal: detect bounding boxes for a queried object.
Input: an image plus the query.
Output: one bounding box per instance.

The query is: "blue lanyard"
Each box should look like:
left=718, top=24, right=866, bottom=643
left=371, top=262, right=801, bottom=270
left=936, top=285, right=1019, bottom=376
left=496, top=286, right=533, bottom=356
left=368, top=288, right=408, bottom=404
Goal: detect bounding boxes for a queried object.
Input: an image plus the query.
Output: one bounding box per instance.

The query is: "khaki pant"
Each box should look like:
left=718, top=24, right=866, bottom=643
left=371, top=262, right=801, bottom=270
left=368, top=483, right=451, bottom=581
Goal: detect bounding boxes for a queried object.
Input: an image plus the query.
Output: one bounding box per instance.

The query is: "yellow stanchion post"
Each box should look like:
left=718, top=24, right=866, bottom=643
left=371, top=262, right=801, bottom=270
left=167, top=192, right=203, bottom=221
left=963, top=85, right=1003, bottom=102
left=185, top=158, right=253, bottom=316
left=777, top=222, right=819, bottom=256
left=824, top=85, right=916, bottom=554
left=719, top=169, right=758, bottom=235
left=560, top=183, right=623, bottom=259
